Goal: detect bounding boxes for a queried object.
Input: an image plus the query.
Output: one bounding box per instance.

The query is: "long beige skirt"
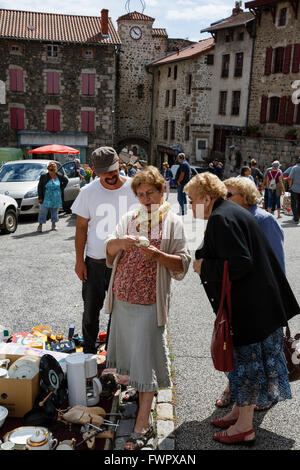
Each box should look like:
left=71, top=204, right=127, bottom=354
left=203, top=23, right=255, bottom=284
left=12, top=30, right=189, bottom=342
left=106, top=297, right=171, bottom=392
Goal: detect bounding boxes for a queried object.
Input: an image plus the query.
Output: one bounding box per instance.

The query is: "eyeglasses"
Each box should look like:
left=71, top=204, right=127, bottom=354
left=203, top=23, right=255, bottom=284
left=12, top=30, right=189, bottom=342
left=136, top=190, right=159, bottom=199
left=226, top=192, right=240, bottom=199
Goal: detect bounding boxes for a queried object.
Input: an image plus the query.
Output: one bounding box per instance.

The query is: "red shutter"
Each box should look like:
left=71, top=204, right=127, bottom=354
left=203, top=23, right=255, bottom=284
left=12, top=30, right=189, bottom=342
left=53, top=110, right=60, bottom=131
left=89, top=74, right=95, bottom=95
left=278, top=96, right=287, bottom=125
left=82, top=74, right=89, bottom=95
left=46, top=110, right=53, bottom=131
left=88, top=111, right=95, bottom=132
left=47, top=72, right=53, bottom=93
left=16, top=70, right=23, bottom=91
left=10, top=108, right=17, bottom=129
left=285, top=97, right=295, bottom=125
left=9, top=70, right=17, bottom=91
left=260, top=95, right=268, bottom=123
left=17, top=108, right=24, bottom=129
left=292, top=44, right=300, bottom=73
left=81, top=111, right=88, bottom=131
left=53, top=72, right=59, bottom=94
left=283, top=45, right=292, bottom=74
left=265, top=47, right=273, bottom=75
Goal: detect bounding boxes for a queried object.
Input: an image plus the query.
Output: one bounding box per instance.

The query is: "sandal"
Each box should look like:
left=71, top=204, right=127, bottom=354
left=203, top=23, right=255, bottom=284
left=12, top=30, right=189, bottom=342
left=124, top=425, right=154, bottom=450
left=215, top=390, right=231, bottom=408
left=254, top=402, right=273, bottom=412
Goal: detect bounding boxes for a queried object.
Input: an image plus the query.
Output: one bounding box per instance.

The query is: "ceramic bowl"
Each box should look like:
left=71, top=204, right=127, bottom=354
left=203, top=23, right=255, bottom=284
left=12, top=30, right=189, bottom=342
left=0, top=406, right=8, bottom=428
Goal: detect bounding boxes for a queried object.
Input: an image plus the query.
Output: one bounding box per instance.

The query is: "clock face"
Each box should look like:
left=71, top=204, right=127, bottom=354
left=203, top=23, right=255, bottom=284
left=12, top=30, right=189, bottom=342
left=130, top=26, right=142, bottom=40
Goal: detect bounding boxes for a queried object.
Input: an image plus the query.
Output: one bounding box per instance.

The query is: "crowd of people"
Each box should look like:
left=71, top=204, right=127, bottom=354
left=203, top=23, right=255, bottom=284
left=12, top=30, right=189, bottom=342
left=67, top=146, right=300, bottom=450
left=34, top=145, right=299, bottom=449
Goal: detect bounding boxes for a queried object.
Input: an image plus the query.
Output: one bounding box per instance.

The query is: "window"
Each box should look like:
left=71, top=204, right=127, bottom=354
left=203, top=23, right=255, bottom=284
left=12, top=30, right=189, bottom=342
left=187, top=74, right=192, bottom=95
left=231, top=91, right=241, bottom=115
left=278, top=8, right=287, bottom=26
left=83, top=49, right=94, bottom=58
left=168, top=67, right=171, bottom=77
left=292, top=44, right=300, bottom=73
left=186, top=112, right=190, bottom=122
left=238, top=32, right=244, bottom=41
left=9, top=44, right=22, bottom=55
left=170, top=121, right=176, bottom=140
left=46, top=71, right=60, bottom=94
left=164, top=120, right=168, bottom=139
left=296, top=104, right=300, bottom=124
left=185, top=125, right=190, bottom=141
left=206, top=54, right=214, bottom=65
left=225, top=30, right=234, bottom=42
left=234, top=52, right=244, bottom=77
left=165, top=90, right=170, bottom=107
left=221, top=55, right=230, bottom=78
left=9, top=69, right=23, bottom=92
left=46, top=110, right=60, bottom=131
left=137, top=84, right=144, bottom=99
left=81, top=111, right=95, bottom=132
left=174, top=66, right=177, bottom=80
left=219, top=91, right=227, bottom=115
left=81, top=73, right=95, bottom=95
left=269, top=96, right=280, bottom=122
left=47, top=45, right=58, bottom=58
left=172, top=89, right=177, bottom=107
left=10, top=108, right=24, bottom=130
left=274, top=47, right=285, bottom=73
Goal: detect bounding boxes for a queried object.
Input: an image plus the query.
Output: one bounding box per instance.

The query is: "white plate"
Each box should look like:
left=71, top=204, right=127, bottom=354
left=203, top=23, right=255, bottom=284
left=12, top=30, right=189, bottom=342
left=4, top=427, right=51, bottom=449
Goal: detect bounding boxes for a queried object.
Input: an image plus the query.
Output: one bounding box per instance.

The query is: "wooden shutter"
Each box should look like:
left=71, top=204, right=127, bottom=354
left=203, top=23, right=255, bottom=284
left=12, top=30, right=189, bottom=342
left=10, top=108, right=17, bottom=129
left=46, top=72, right=53, bottom=93
left=81, top=111, right=89, bottom=132
left=47, top=72, right=59, bottom=94
left=17, top=108, right=24, bottom=129
left=88, top=74, right=95, bottom=95
left=278, top=96, right=287, bottom=125
left=53, top=110, right=60, bottom=131
left=88, top=111, right=95, bottom=132
left=292, top=44, right=300, bottom=73
left=265, top=47, right=273, bottom=75
left=283, top=45, right=292, bottom=74
left=9, top=70, right=17, bottom=91
left=46, top=110, right=54, bottom=131
left=16, top=70, right=23, bottom=91
left=285, top=97, right=295, bottom=125
left=82, top=74, right=89, bottom=95
left=260, top=95, right=268, bottom=123
left=53, top=72, right=59, bottom=94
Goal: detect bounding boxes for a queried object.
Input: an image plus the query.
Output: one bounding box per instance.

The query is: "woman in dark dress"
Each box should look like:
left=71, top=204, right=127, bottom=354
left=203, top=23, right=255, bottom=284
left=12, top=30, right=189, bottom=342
left=184, top=172, right=299, bottom=446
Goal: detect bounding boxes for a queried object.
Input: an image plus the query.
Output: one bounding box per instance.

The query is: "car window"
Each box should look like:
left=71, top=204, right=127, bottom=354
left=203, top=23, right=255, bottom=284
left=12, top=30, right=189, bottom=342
left=62, top=162, right=77, bottom=179
left=0, top=163, right=47, bottom=182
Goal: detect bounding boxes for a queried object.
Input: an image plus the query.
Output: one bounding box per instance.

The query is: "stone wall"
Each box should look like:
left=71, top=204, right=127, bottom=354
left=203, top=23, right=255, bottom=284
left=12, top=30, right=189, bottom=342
left=0, top=39, right=116, bottom=161
left=248, top=1, right=300, bottom=138
left=116, top=18, right=168, bottom=154
left=224, top=134, right=300, bottom=177
left=150, top=52, right=213, bottom=167
left=167, top=38, right=196, bottom=52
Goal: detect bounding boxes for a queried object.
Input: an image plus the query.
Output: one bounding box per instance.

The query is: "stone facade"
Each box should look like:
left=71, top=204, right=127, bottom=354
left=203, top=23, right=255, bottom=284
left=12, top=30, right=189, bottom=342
left=246, top=0, right=300, bottom=139
left=149, top=41, right=214, bottom=167
left=116, top=13, right=168, bottom=158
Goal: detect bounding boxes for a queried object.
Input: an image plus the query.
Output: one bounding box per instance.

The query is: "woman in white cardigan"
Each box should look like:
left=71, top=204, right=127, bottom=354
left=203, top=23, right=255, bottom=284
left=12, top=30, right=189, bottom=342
left=105, top=166, right=191, bottom=450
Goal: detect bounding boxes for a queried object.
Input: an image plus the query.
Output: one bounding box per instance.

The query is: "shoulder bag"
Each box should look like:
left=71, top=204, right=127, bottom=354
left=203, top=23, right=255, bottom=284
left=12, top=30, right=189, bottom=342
left=211, top=260, right=234, bottom=372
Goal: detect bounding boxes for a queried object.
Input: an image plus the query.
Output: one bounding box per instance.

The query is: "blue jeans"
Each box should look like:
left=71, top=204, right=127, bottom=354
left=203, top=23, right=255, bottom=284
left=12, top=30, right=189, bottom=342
left=38, top=205, right=59, bottom=224
left=177, top=185, right=187, bottom=214
left=267, top=189, right=280, bottom=210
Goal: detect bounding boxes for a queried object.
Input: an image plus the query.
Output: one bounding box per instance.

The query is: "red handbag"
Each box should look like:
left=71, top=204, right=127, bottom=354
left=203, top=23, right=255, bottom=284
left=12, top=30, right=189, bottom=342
left=211, top=260, right=234, bottom=372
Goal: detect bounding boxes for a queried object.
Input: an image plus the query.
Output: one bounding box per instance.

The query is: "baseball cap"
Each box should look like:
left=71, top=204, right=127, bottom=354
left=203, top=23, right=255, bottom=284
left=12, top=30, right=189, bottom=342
left=177, top=153, right=185, bottom=159
left=272, top=160, right=280, bottom=168
left=91, top=147, right=119, bottom=174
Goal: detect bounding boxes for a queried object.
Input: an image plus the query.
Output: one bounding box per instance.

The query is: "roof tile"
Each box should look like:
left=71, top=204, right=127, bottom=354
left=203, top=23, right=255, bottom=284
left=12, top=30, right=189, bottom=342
left=149, top=37, right=214, bottom=66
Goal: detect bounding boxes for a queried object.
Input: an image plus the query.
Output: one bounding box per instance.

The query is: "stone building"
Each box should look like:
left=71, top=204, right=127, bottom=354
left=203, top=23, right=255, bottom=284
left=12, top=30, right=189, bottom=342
left=148, top=38, right=215, bottom=168
left=116, top=10, right=194, bottom=162
left=228, top=0, right=300, bottom=171
left=0, top=8, right=121, bottom=163
left=201, top=6, right=255, bottom=164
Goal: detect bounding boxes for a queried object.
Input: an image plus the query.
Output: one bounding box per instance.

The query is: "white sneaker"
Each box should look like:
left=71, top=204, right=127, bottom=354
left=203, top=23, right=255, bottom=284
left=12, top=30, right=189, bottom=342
left=37, top=224, right=42, bottom=232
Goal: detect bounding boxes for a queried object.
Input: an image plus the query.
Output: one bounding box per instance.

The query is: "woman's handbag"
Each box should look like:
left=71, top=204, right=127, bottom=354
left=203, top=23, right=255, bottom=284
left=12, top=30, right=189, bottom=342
left=284, top=325, right=300, bottom=382
left=211, top=260, right=234, bottom=372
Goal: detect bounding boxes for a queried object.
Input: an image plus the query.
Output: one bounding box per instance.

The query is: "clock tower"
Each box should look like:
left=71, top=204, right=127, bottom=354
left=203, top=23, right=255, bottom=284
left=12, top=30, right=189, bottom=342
left=116, top=11, right=168, bottom=162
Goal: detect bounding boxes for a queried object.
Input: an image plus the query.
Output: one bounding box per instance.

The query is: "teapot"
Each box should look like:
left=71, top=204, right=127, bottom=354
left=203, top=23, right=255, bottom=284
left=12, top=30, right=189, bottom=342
left=26, top=429, right=58, bottom=450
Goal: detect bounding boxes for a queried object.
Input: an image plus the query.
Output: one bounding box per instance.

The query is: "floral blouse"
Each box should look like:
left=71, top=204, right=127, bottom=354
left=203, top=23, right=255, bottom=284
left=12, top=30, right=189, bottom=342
left=112, top=217, right=162, bottom=305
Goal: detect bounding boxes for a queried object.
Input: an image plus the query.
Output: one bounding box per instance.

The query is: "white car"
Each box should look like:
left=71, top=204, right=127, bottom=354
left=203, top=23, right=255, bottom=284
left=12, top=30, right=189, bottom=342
left=0, top=159, right=81, bottom=215
left=0, top=193, right=18, bottom=233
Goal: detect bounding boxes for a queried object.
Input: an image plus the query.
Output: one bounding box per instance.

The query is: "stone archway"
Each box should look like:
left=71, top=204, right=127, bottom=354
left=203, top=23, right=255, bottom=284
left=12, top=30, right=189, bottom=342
left=116, top=136, right=150, bottom=160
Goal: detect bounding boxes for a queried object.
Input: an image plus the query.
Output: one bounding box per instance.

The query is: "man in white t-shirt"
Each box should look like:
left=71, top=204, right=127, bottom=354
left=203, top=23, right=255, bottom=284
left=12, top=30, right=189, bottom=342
left=71, top=147, right=138, bottom=354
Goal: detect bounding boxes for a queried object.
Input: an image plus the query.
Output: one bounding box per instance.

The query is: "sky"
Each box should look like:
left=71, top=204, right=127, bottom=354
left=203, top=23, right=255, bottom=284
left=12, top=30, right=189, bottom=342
left=0, top=0, right=240, bottom=41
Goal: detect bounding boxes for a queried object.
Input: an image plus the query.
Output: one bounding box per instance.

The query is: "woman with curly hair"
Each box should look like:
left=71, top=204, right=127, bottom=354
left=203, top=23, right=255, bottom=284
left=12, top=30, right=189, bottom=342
left=184, top=172, right=299, bottom=446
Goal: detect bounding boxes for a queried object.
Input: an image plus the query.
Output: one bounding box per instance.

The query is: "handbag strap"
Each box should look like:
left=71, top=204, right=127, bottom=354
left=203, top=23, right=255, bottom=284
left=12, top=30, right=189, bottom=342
left=219, top=260, right=229, bottom=313
left=222, top=261, right=233, bottom=332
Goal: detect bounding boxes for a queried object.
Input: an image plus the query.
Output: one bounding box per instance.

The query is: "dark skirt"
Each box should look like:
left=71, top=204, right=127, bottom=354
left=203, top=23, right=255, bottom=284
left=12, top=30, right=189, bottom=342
left=228, top=328, right=292, bottom=407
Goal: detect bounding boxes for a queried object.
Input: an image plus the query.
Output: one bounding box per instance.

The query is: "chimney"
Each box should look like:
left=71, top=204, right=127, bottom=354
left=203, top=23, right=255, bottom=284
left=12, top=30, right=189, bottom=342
left=232, top=1, right=243, bottom=15
left=101, top=9, right=109, bottom=37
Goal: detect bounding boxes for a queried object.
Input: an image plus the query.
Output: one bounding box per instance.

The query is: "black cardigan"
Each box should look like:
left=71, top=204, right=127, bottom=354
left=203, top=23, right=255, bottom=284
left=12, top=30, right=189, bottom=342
left=196, top=198, right=299, bottom=346
left=38, top=172, right=68, bottom=203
